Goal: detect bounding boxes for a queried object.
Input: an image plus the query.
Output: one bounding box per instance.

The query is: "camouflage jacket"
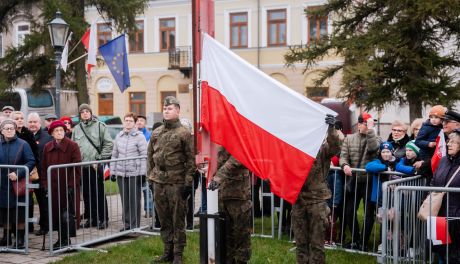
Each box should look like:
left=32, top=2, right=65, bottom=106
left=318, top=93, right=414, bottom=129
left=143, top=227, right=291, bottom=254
left=296, top=127, right=342, bottom=205
left=147, top=119, right=196, bottom=186
left=214, top=147, right=251, bottom=200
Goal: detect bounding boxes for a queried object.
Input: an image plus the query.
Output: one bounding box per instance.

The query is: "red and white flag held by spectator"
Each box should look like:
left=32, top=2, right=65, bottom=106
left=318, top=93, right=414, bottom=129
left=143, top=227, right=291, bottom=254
left=428, top=216, right=451, bottom=245
left=103, top=164, right=111, bottom=181
left=431, top=131, right=446, bottom=173
left=81, top=21, right=97, bottom=75
left=200, top=33, right=336, bottom=203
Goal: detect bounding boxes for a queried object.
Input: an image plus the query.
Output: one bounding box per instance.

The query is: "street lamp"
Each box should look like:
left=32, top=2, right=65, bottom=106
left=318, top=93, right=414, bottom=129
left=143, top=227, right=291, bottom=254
left=48, top=10, right=69, bottom=117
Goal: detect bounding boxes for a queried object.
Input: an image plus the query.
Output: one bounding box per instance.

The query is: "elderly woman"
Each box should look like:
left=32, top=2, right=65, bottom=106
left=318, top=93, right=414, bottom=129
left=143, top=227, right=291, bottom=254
left=110, top=112, right=147, bottom=231
left=409, top=118, right=424, bottom=140
left=431, top=129, right=460, bottom=262
left=0, top=119, right=35, bottom=248
left=387, top=120, right=410, bottom=160
left=60, top=116, right=73, bottom=138
left=41, top=121, right=82, bottom=249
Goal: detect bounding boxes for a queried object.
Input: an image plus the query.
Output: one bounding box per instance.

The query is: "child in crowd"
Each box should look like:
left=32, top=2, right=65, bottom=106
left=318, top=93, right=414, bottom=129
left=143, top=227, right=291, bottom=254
left=415, top=105, right=445, bottom=160
left=395, top=140, right=420, bottom=176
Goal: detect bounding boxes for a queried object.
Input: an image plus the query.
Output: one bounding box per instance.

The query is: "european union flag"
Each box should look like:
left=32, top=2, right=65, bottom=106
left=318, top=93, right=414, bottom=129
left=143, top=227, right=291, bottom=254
left=99, top=34, right=130, bottom=92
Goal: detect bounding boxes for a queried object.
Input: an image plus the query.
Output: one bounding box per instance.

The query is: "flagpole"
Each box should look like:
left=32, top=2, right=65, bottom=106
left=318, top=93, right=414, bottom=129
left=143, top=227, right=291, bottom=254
left=67, top=52, right=88, bottom=67
left=67, top=36, right=81, bottom=57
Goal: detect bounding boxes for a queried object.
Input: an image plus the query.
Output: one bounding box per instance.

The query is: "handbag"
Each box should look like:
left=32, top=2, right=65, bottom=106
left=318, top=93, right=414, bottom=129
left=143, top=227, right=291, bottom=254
left=30, top=166, right=39, bottom=181
left=417, top=166, right=460, bottom=221
left=12, top=177, right=33, bottom=197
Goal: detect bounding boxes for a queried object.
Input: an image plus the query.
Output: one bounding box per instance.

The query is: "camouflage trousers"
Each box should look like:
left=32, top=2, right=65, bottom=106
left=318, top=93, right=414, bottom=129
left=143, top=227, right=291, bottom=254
left=154, top=183, right=187, bottom=255
left=219, top=199, right=252, bottom=264
left=292, top=201, right=330, bottom=264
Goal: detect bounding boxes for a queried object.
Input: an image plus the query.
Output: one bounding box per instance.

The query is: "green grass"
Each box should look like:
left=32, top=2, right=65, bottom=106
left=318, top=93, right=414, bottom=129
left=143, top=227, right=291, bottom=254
left=104, top=180, right=119, bottom=195
left=53, top=233, right=377, bottom=264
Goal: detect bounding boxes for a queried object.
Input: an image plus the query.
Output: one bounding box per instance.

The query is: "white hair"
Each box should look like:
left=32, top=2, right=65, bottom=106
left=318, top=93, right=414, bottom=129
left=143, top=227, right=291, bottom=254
left=27, top=112, right=40, bottom=121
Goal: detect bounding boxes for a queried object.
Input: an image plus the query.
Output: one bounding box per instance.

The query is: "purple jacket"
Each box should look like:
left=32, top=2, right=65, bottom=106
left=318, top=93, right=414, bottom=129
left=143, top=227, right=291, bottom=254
left=431, top=154, right=460, bottom=217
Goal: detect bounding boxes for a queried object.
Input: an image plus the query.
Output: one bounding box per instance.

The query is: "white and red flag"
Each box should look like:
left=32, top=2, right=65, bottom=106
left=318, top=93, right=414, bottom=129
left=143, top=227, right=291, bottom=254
left=428, top=216, right=451, bottom=245
left=200, top=33, right=336, bottom=203
left=81, top=21, right=97, bottom=75
left=432, top=131, right=446, bottom=173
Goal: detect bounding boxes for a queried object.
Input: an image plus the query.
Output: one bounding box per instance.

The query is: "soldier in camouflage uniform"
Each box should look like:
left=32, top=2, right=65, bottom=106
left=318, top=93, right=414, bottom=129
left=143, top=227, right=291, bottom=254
left=147, top=96, right=196, bottom=264
left=291, top=115, right=341, bottom=264
left=208, top=146, right=252, bottom=264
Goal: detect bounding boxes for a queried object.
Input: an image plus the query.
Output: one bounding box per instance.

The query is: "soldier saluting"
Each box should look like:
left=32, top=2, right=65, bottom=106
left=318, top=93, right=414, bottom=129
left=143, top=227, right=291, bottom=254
left=148, top=96, right=196, bottom=264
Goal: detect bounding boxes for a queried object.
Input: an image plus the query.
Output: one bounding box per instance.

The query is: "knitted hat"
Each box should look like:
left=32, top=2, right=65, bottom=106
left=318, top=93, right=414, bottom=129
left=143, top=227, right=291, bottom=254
left=48, top=120, right=67, bottom=135
left=429, top=105, right=446, bottom=118
left=405, top=140, right=420, bottom=156
left=78, top=103, right=92, bottom=114
left=380, top=141, right=394, bottom=152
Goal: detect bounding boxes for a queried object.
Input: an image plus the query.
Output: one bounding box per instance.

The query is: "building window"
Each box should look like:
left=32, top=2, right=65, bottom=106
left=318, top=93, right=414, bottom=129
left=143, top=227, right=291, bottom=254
left=97, top=23, right=112, bottom=48
left=160, top=91, right=177, bottom=111
left=306, top=86, right=328, bottom=102
left=16, top=23, right=30, bottom=47
left=307, top=7, right=328, bottom=43
left=98, top=93, right=113, bottom=115
left=230, top=12, right=248, bottom=48
left=130, top=92, right=146, bottom=116
left=267, top=9, right=286, bottom=47
left=129, top=20, right=144, bottom=53
left=159, top=18, right=175, bottom=51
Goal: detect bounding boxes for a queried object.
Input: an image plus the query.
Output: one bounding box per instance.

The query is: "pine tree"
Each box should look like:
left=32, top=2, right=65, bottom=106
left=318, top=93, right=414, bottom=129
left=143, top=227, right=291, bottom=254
left=0, top=0, right=148, bottom=104
left=285, top=0, right=460, bottom=121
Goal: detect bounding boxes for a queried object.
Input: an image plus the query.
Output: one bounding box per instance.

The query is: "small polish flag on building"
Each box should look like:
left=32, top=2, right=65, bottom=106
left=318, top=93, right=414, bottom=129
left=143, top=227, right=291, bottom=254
left=428, top=216, right=451, bottom=245
left=431, top=131, right=446, bottom=173
left=200, top=33, right=336, bottom=203
left=81, top=21, right=97, bottom=75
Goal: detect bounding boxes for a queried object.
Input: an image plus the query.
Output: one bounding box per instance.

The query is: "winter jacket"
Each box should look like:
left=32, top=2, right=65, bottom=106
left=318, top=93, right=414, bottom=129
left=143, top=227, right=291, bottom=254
left=395, top=157, right=418, bottom=176
left=365, top=158, right=396, bottom=203
left=339, top=128, right=380, bottom=182
left=415, top=120, right=442, bottom=160
left=0, top=136, right=35, bottom=208
left=110, top=128, right=147, bottom=177
left=139, top=127, right=151, bottom=142
left=33, top=128, right=53, bottom=178
left=431, top=154, right=460, bottom=217
left=387, top=134, right=410, bottom=160
left=17, top=127, right=39, bottom=164
left=297, top=127, right=342, bottom=205
left=72, top=119, right=113, bottom=162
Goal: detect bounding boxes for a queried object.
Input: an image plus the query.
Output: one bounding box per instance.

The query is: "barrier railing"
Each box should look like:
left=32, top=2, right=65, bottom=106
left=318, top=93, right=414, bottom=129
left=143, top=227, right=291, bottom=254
left=46, top=156, right=158, bottom=255
left=0, top=165, right=33, bottom=254
left=390, top=186, right=460, bottom=264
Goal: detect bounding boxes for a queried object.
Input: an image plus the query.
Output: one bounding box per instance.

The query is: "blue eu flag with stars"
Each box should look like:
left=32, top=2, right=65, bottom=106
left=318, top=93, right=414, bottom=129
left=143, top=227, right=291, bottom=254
left=99, top=34, right=130, bottom=92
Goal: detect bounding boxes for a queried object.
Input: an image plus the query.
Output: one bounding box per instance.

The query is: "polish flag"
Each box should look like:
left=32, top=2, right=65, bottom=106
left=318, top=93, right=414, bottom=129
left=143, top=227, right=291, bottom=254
left=432, top=131, right=446, bottom=173
left=200, top=34, right=336, bottom=203
left=428, top=216, right=451, bottom=245
left=81, top=21, right=97, bottom=75
left=103, top=164, right=111, bottom=181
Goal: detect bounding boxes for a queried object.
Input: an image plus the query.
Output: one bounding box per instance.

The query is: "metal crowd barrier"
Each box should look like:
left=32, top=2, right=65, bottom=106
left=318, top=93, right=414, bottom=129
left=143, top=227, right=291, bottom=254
left=388, top=186, right=460, bottom=264
left=0, top=165, right=33, bottom=254
left=46, top=156, right=158, bottom=255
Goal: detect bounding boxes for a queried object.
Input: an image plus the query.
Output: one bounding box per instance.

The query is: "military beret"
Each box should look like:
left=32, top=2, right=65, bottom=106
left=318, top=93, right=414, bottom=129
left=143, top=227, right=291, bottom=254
left=164, top=96, right=180, bottom=106
left=444, top=110, right=460, bottom=123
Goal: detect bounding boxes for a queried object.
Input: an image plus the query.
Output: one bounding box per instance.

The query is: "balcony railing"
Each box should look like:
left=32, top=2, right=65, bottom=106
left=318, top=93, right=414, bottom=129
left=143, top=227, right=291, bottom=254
left=168, top=46, right=192, bottom=70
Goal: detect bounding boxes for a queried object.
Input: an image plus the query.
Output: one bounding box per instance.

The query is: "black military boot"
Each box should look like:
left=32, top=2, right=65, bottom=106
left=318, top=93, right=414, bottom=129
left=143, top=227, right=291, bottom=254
left=0, top=229, right=11, bottom=246
left=14, top=230, right=25, bottom=249
left=152, top=244, right=173, bottom=263
left=172, top=254, right=183, bottom=264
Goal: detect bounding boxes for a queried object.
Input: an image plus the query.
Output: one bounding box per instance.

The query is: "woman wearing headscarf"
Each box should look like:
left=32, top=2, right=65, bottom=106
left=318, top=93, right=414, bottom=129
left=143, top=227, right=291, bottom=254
left=41, top=121, right=82, bottom=249
left=0, top=119, right=35, bottom=248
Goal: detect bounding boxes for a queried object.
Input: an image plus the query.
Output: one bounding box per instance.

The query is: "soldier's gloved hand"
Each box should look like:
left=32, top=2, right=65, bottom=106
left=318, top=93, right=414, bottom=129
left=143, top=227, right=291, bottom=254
left=180, top=185, right=193, bottom=200
left=325, top=114, right=336, bottom=127
left=110, top=175, right=117, bottom=182
left=208, top=180, right=220, bottom=191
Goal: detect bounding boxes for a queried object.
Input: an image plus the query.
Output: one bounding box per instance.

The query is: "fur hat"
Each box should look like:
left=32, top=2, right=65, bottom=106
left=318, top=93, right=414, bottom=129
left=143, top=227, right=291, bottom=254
left=405, top=140, right=420, bottom=156
left=48, top=120, right=67, bottom=135
left=429, top=105, right=446, bottom=119
left=78, top=103, right=92, bottom=114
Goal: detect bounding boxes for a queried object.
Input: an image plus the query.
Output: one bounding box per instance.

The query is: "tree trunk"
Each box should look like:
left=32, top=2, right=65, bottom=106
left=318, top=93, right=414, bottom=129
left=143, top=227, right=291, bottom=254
left=407, top=96, right=422, bottom=123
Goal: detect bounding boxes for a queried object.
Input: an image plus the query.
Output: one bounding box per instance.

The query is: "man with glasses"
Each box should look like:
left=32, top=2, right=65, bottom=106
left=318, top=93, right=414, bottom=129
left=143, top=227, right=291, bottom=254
left=443, top=110, right=460, bottom=135
left=339, top=112, right=380, bottom=250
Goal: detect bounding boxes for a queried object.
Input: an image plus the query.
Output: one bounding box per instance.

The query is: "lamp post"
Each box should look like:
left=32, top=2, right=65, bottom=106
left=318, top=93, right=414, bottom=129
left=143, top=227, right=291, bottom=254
left=48, top=10, right=69, bottom=118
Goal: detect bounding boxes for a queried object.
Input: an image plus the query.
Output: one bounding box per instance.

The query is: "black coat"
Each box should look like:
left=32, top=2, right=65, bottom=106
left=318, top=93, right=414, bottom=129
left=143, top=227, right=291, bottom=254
left=432, top=154, right=460, bottom=217
left=16, top=127, right=39, bottom=164
left=33, top=128, right=53, bottom=178
left=415, top=120, right=442, bottom=159
left=387, top=134, right=410, bottom=161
